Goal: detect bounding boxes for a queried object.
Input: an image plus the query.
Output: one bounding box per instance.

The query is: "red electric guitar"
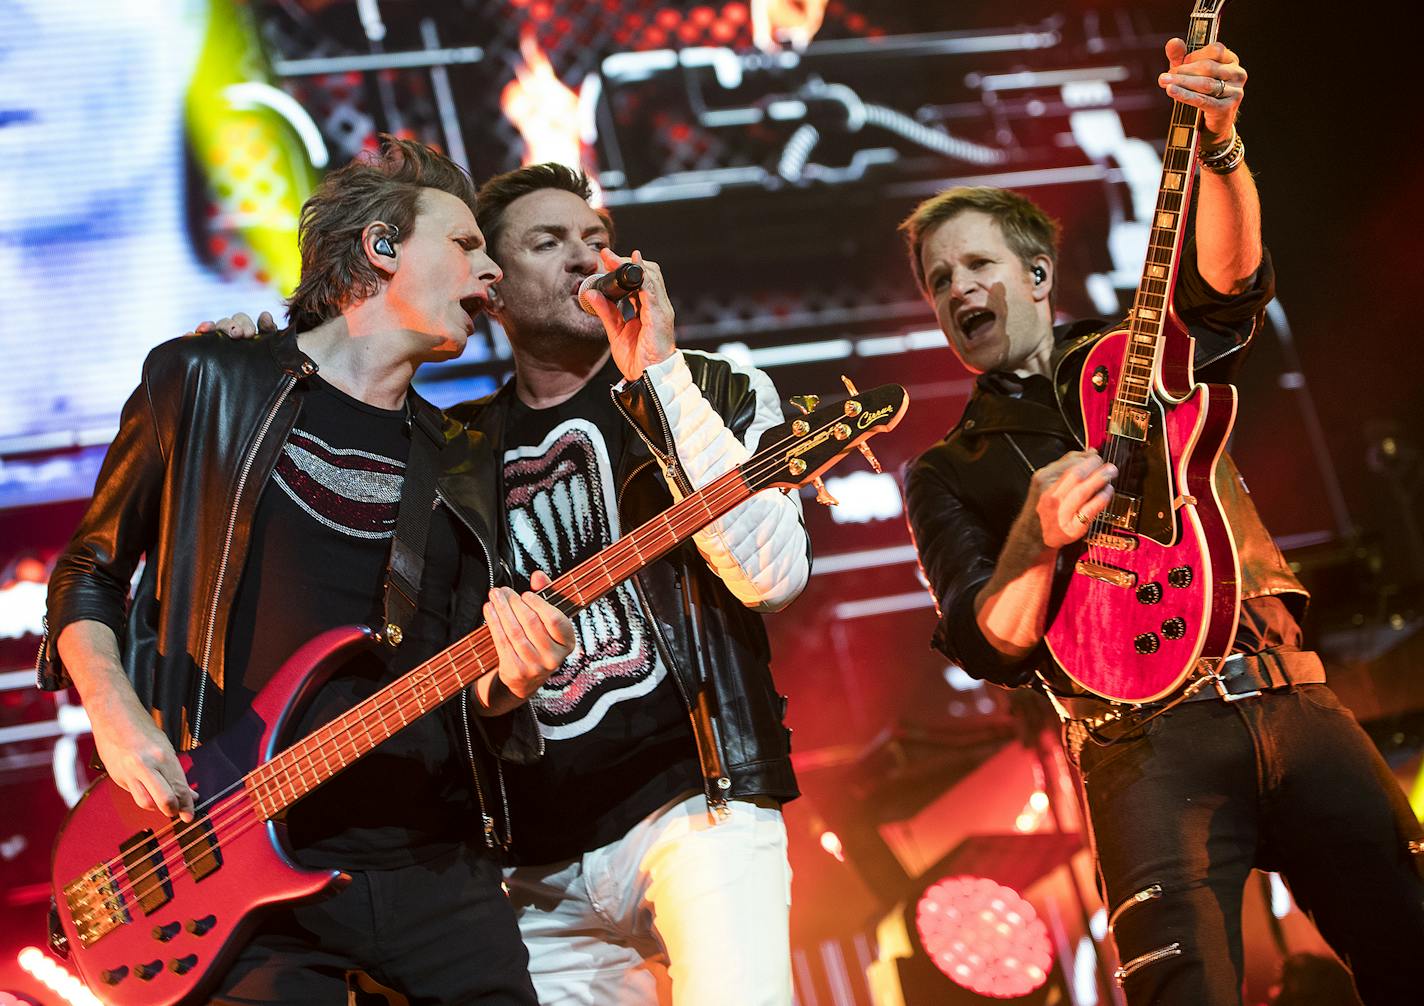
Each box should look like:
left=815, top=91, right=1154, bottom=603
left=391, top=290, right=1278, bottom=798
left=1043, top=0, right=1241, bottom=702
left=49, top=383, right=907, bottom=1005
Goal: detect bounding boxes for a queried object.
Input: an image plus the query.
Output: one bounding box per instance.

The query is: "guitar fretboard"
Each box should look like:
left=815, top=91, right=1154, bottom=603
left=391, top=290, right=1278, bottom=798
left=1115, top=2, right=1224, bottom=414
left=243, top=465, right=748, bottom=819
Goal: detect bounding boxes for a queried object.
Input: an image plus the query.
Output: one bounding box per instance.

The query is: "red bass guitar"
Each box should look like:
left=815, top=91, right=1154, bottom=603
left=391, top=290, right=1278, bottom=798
left=49, top=383, right=907, bottom=1005
left=1044, top=0, right=1241, bottom=702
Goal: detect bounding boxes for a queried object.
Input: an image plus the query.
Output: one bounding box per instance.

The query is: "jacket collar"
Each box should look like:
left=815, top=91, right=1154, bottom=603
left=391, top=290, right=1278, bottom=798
left=267, top=326, right=319, bottom=378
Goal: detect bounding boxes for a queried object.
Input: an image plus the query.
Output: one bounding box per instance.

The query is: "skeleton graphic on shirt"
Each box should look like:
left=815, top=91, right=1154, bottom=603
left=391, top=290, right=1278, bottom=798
left=502, top=418, right=667, bottom=741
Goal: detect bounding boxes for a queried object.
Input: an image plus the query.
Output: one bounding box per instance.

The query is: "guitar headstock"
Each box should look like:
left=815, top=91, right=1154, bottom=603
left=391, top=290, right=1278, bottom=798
left=746, top=380, right=909, bottom=496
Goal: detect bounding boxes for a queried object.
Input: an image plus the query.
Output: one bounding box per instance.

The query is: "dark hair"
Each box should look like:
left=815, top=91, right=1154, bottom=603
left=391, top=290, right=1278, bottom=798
left=898, top=186, right=1059, bottom=297
left=475, top=162, right=614, bottom=258
left=285, top=135, right=479, bottom=331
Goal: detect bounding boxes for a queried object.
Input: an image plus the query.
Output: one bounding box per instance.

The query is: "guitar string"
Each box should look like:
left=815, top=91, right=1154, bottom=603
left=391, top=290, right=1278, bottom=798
left=1087, top=98, right=1200, bottom=569
left=67, top=399, right=898, bottom=929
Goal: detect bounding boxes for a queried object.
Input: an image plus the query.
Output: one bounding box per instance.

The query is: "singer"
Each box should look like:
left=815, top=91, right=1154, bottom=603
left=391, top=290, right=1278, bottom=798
left=452, top=162, right=811, bottom=1005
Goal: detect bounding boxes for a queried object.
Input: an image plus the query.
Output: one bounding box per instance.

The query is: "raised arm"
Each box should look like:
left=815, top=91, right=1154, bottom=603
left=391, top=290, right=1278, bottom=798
left=586, top=247, right=809, bottom=611
left=1158, top=37, right=1262, bottom=294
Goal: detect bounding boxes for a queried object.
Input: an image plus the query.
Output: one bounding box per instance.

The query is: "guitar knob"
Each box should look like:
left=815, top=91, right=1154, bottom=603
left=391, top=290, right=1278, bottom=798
left=1161, top=617, right=1187, bottom=641
left=1167, top=565, right=1193, bottom=588
left=153, top=920, right=181, bottom=942
left=170, top=954, right=199, bottom=975
left=1136, top=582, right=1163, bottom=605
left=101, top=965, right=129, bottom=985
left=135, top=960, right=163, bottom=981
left=187, top=914, right=217, bottom=936
left=1133, top=632, right=1161, bottom=655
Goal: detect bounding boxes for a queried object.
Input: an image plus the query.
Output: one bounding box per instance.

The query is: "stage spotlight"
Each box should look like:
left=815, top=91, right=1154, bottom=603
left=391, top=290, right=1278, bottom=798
left=869, top=874, right=1054, bottom=1005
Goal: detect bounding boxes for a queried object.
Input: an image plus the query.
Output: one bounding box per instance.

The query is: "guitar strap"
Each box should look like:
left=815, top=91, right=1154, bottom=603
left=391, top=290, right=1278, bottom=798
left=382, top=403, right=441, bottom=646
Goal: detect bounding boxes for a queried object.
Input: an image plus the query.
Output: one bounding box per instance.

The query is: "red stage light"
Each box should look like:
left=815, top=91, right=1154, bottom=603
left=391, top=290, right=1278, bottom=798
left=914, top=876, right=1053, bottom=999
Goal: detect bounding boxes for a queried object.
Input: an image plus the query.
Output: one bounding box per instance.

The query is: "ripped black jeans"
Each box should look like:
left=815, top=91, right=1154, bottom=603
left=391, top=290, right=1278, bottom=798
left=1076, top=684, right=1424, bottom=1005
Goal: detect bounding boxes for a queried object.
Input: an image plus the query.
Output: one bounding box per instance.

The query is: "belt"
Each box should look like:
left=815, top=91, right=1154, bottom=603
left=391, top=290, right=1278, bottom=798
left=1047, top=648, right=1327, bottom=725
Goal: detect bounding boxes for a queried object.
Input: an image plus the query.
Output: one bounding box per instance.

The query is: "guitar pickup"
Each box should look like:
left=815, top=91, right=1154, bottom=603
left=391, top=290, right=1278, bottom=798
left=1086, top=531, right=1137, bottom=552
left=120, top=830, right=173, bottom=915
left=1108, top=405, right=1151, bottom=442
left=1074, top=559, right=1137, bottom=589
left=1100, top=492, right=1140, bottom=531
left=177, top=814, right=222, bottom=883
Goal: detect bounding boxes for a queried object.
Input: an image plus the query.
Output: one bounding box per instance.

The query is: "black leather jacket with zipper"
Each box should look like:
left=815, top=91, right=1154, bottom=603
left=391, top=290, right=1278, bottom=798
left=40, top=329, right=534, bottom=843
left=905, top=243, right=1308, bottom=694
left=448, top=349, right=808, bottom=809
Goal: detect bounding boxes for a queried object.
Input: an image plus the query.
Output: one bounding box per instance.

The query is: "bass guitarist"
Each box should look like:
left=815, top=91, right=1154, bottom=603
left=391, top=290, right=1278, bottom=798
left=41, top=136, right=574, bottom=1003
left=901, top=37, right=1424, bottom=1003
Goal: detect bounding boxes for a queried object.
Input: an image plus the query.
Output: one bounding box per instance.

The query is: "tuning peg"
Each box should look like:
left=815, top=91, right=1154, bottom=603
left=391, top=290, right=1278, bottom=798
left=789, top=394, right=820, bottom=416
left=812, top=478, right=839, bottom=507
left=858, top=443, right=883, bottom=474
left=840, top=376, right=860, bottom=396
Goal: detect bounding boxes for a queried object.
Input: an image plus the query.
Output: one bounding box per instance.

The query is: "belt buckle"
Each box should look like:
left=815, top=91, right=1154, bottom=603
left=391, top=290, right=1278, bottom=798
left=1209, top=655, right=1261, bottom=703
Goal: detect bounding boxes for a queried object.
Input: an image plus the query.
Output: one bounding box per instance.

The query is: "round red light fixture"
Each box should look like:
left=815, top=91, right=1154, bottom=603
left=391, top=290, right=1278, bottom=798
left=914, top=875, right=1053, bottom=999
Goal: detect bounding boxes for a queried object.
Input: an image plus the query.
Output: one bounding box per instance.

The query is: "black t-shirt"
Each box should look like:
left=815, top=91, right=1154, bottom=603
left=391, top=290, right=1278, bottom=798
left=224, top=376, right=479, bottom=870
left=497, top=358, right=700, bottom=864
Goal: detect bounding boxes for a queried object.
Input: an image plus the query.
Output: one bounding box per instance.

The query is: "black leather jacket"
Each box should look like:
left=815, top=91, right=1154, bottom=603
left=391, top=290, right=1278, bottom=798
left=40, top=331, right=530, bottom=824
left=448, top=351, right=803, bottom=807
left=906, top=244, right=1308, bottom=693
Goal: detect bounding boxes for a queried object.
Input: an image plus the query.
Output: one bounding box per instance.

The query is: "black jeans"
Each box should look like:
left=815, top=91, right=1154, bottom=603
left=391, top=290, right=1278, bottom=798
left=1076, top=684, right=1424, bottom=1005
left=208, top=842, right=536, bottom=1005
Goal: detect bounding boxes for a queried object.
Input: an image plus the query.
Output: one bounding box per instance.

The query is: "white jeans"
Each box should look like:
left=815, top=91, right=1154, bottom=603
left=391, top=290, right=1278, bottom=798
left=504, top=790, right=793, bottom=1006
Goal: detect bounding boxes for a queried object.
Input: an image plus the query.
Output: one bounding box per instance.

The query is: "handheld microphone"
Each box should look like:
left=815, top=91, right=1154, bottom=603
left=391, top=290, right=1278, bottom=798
left=578, top=263, right=644, bottom=315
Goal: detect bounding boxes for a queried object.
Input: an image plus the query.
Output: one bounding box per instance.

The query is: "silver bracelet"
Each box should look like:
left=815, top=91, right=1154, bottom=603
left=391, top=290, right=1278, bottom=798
left=1199, top=131, right=1245, bottom=175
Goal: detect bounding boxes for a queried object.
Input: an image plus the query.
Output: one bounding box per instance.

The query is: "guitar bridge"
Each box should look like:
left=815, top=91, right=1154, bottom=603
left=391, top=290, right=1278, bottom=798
left=64, top=864, right=131, bottom=948
left=1086, top=531, right=1137, bottom=552
left=1074, top=559, right=1137, bottom=589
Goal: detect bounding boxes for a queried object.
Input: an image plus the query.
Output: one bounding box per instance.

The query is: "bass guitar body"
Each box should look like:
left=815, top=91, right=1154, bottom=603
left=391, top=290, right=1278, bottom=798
left=1044, top=320, right=1240, bottom=702
left=50, top=627, right=372, bottom=1006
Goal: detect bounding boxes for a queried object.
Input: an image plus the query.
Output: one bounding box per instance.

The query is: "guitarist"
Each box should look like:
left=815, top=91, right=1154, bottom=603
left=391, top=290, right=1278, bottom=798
left=901, top=38, right=1424, bottom=1005
left=42, top=137, right=575, bottom=1003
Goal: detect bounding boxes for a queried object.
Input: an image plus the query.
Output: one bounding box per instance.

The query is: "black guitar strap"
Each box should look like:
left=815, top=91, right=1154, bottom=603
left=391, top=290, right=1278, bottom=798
left=382, top=403, right=441, bottom=646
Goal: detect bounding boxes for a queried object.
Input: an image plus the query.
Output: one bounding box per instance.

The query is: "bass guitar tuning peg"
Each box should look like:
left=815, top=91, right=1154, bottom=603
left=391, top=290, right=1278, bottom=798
left=789, top=394, right=819, bottom=416
left=812, top=478, right=839, bottom=507
left=838, top=377, right=882, bottom=471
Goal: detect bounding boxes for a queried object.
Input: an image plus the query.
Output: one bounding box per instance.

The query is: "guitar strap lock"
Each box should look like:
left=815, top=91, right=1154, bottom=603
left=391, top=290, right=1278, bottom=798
left=384, top=622, right=404, bottom=648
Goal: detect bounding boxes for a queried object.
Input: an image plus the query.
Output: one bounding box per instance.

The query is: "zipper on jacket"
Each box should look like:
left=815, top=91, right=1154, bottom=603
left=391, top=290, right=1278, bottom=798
left=1108, top=883, right=1163, bottom=931
left=438, top=488, right=514, bottom=848
left=193, top=374, right=296, bottom=745
left=1113, top=942, right=1182, bottom=985
left=609, top=384, right=689, bottom=495
left=617, top=458, right=727, bottom=810
left=34, top=616, right=49, bottom=687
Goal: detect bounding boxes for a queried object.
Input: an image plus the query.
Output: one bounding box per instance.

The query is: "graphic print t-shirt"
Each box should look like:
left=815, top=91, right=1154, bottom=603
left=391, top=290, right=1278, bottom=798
left=500, top=359, right=700, bottom=864
left=224, top=377, right=478, bottom=870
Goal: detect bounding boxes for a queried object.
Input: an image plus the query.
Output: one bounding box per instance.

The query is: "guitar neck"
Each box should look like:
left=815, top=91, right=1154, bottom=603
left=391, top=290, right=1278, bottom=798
left=245, top=464, right=754, bottom=819
left=1118, top=0, right=1226, bottom=410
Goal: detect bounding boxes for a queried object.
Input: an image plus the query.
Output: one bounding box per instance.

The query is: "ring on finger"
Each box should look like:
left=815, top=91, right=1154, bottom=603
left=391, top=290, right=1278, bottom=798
left=1212, top=77, right=1226, bottom=99
left=1074, top=511, right=1092, bottom=526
